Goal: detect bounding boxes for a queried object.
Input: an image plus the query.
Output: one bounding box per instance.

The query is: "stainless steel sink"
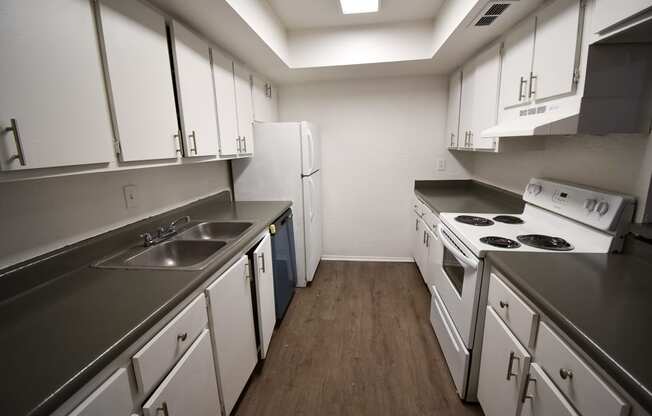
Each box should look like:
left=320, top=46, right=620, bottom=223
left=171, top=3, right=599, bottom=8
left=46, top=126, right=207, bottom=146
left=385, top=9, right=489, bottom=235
left=175, top=221, right=253, bottom=241
left=93, top=220, right=253, bottom=271
left=124, top=240, right=226, bottom=268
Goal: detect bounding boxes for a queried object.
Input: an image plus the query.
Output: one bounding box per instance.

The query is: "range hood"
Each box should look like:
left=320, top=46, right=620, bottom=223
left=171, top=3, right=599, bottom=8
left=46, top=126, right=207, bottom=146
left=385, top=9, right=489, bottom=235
left=483, top=15, right=652, bottom=139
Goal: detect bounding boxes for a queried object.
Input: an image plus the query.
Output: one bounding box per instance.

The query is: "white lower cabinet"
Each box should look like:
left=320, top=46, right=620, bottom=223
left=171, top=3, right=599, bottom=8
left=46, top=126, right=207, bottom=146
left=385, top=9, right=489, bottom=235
left=142, top=329, right=221, bottom=416
left=68, top=368, right=132, bottom=416
left=521, top=363, right=579, bottom=416
left=206, top=255, right=258, bottom=415
left=478, top=306, right=532, bottom=416
left=253, top=232, right=276, bottom=359
left=424, top=225, right=439, bottom=289
left=414, top=216, right=428, bottom=277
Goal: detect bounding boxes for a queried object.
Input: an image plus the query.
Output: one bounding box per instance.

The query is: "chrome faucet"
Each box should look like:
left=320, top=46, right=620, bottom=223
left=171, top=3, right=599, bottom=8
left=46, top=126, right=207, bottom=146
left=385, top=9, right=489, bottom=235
left=140, top=216, right=190, bottom=247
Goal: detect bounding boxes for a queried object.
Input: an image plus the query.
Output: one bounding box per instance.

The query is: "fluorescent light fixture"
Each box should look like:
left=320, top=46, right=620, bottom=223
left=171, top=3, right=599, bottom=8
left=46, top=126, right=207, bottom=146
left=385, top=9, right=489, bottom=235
left=339, top=0, right=379, bottom=14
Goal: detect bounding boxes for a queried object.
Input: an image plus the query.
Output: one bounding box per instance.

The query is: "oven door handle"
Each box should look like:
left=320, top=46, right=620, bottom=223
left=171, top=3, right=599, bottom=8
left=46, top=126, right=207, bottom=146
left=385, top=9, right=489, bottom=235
left=437, top=224, right=479, bottom=269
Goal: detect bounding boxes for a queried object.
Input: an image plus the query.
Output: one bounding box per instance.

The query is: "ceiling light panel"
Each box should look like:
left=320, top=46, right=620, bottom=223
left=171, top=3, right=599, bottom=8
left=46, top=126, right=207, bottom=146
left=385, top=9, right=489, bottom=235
left=339, top=0, right=379, bottom=14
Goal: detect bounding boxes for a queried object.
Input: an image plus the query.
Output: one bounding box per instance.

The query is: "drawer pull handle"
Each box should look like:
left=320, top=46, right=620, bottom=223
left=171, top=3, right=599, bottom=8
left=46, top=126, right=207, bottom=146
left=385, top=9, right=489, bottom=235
left=506, top=351, right=520, bottom=381
left=559, top=368, right=574, bottom=380
left=521, top=374, right=536, bottom=403
left=499, top=301, right=509, bottom=309
left=157, top=401, right=170, bottom=416
left=177, top=332, right=188, bottom=342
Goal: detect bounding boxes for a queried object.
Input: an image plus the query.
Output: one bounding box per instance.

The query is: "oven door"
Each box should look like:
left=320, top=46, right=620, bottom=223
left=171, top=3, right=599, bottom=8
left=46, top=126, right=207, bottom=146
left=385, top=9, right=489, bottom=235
left=433, top=223, right=483, bottom=348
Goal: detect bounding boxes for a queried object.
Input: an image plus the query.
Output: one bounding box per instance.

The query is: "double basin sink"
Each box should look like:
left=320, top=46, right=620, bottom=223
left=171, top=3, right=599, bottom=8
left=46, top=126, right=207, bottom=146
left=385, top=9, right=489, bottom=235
left=94, top=221, right=253, bottom=271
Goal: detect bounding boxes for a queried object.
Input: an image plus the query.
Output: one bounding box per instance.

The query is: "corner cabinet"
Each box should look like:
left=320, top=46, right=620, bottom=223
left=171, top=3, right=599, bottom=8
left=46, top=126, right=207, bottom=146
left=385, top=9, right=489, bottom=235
left=142, top=330, right=222, bottom=416
left=170, top=21, right=219, bottom=157
left=97, top=0, right=180, bottom=162
left=0, top=0, right=113, bottom=171
left=206, top=255, right=258, bottom=415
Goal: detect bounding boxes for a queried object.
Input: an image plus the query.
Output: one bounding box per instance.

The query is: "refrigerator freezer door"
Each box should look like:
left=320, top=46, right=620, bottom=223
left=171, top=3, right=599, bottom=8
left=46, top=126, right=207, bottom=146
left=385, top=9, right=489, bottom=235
left=302, top=170, right=323, bottom=283
left=301, top=122, right=321, bottom=175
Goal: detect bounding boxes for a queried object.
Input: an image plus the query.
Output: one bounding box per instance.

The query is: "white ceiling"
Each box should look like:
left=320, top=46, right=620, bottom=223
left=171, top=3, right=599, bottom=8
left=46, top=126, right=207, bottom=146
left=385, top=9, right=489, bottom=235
left=266, top=0, right=444, bottom=30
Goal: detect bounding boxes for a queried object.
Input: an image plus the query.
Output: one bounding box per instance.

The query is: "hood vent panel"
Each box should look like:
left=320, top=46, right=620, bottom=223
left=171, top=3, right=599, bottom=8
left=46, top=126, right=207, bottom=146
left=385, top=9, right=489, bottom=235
left=473, top=1, right=517, bottom=27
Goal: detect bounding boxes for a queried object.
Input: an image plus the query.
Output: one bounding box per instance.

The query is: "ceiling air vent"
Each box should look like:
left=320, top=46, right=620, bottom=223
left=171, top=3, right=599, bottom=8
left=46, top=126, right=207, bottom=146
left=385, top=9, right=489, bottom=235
left=472, top=1, right=518, bottom=27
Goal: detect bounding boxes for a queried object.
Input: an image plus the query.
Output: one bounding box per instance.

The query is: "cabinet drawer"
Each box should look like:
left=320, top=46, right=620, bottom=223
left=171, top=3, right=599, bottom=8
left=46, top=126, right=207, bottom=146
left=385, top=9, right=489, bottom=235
left=430, top=286, right=470, bottom=397
left=521, top=363, right=579, bottom=416
left=488, top=273, right=538, bottom=348
left=69, top=368, right=132, bottom=416
left=536, top=322, right=630, bottom=416
left=424, top=207, right=439, bottom=232
left=133, top=294, right=208, bottom=394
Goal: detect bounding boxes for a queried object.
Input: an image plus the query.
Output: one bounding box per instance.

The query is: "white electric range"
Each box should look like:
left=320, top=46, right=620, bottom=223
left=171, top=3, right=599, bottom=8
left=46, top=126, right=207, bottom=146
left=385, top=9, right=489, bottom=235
left=428, top=178, right=636, bottom=401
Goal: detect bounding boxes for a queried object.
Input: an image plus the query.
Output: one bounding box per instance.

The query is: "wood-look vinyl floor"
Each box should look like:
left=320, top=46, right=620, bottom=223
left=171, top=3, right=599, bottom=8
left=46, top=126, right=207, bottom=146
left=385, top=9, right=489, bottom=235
left=235, top=261, right=484, bottom=416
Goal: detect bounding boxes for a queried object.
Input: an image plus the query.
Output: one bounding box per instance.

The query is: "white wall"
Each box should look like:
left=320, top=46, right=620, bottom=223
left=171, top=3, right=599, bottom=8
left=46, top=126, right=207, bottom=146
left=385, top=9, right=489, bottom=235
left=279, top=75, right=472, bottom=261
left=472, top=133, right=652, bottom=221
left=0, top=161, right=231, bottom=269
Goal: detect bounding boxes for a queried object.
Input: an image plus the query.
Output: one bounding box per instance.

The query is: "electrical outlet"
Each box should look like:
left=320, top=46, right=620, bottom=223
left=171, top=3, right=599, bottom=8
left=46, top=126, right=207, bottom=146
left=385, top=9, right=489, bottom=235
left=123, top=184, right=138, bottom=209
left=437, top=159, right=446, bottom=171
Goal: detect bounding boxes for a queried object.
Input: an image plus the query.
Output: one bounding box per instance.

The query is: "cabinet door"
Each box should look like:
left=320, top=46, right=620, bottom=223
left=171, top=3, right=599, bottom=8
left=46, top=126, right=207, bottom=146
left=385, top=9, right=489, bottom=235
left=211, top=47, right=239, bottom=157
left=446, top=70, right=463, bottom=149
left=171, top=21, right=219, bottom=157
left=478, top=307, right=532, bottom=416
left=142, top=330, right=221, bottom=416
left=253, top=76, right=278, bottom=122
left=458, top=61, right=475, bottom=149
left=425, top=225, right=441, bottom=290
left=471, top=43, right=501, bottom=151
left=414, top=217, right=427, bottom=273
left=0, top=0, right=113, bottom=171
left=69, top=368, right=133, bottom=416
left=531, top=0, right=583, bottom=102
left=500, top=17, right=536, bottom=109
left=234, top=62, right=254, bottom=155
left=206, top=256, right=258, bottom=415
left=253, top=232, right=276, bottom=359
left=412, top=212, right=422, bottom=261
left=521, top=363, right=579, bottom=416
left=592, top=0, right=652, bottom=33
left=98, top=0, right=179, bottom=162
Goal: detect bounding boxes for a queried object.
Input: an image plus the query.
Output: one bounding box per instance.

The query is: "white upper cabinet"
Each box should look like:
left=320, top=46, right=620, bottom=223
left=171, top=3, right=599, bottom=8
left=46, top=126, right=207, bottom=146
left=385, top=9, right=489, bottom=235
left=234, top=62, right=255, bottom=156
left=211, top=47, right=239, bottom=158
left=592, top=0, right=652, bottom=34
left=458, top=60, right=476, bottom=149
left=445, top=70, right=462, bottom=149
left=500, top=17, right=536, bottom=109
left=98, top=0, right=180, bottom=162
left=471, top=43, right=501, bottom=151
left=531, top=0, right=583, bottom=102
left=171, top=21, right=219, bottom=157
left=252, top=76, right=278, bottom=122
left=0, top=0, right=113, bottom=171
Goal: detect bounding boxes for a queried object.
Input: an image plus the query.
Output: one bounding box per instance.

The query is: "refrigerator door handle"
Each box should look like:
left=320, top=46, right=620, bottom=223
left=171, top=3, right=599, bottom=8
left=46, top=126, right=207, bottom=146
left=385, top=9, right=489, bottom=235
left=309, top=176, right=316, bottom=221
left=307, top=131, right=314, bottom=174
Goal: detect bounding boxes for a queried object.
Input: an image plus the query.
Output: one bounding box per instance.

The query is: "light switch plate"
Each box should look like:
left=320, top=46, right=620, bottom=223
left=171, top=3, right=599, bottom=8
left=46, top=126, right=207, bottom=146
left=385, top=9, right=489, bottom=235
left=437, top=159, right=446, bottom=171
left=123, top=184, right=138, bottom=209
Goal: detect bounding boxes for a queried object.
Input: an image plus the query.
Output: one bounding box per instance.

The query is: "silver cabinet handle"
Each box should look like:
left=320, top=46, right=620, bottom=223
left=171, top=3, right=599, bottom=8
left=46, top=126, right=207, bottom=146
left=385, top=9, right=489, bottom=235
left=528, top=72, right=537, bottom=99
left=173, top=130, right=182, bottom=154
left=177, top=332, right=188, bottom=342
left=426, top=233, right=429, bottom=248
left=499, top=300, right=509, bottom=309
left=450, top=133, right=455, bottom=147
left=157, top=402, right=170, bottom=416
left=242, top=136, right=247, bottom=153
left=519, top=76, right=527, bottom=101
left=259, top=252, right=266, bottom=273
left=236, top=136, right=242, bottom=153
left=506, top=351, right=520, bottom=380
left=423, top=230, right=426, bottom=244
left=5, top=118, right=26, bottom=166
left=415, top=218, right=419, bottom=230
left=559, top=368, right=573, bottom=380
left=189, top=130, right=197, bottom=154
left=521, top=374, right=536, bottom=402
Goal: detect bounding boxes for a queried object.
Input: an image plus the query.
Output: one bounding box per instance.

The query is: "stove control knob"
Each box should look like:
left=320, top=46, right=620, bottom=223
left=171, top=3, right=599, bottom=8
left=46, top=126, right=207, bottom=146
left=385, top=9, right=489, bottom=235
left=584, top=199, right=597, bottom=212
left=529, top=184, right=542, bottom=195
left=596, top=201, right=609, bottom=216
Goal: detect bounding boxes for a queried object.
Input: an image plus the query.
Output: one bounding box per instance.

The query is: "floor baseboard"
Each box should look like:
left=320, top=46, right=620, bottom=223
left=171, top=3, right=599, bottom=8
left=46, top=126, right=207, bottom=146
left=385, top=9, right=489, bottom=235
left=321, top=255, right=415, bottom=263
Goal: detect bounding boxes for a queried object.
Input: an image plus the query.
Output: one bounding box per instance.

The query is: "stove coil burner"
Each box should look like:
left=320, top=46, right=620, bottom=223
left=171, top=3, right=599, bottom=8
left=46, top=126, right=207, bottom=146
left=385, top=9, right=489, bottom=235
left=480, top=236, right=521, bottom=249
left=493, top=215, right=524, bottom=224
left=517, top=234, right=574, bottom=251
left=455, top=215, right=494, bottom=226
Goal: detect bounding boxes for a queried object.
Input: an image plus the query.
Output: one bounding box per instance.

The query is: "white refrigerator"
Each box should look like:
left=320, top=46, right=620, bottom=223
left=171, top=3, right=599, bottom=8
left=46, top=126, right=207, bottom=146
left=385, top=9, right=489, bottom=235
left=232, top=121, right=322, bottom=287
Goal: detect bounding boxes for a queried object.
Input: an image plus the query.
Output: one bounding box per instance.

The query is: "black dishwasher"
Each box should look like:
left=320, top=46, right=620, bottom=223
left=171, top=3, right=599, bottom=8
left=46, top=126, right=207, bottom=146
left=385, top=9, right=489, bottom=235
left=270, top=208, right=297, bottom=323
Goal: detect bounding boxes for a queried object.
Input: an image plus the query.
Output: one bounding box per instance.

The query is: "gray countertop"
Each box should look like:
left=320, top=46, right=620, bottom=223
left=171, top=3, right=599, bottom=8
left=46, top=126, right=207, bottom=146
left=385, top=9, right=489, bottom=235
left=0, top=194, right=291, bottom=416
left=487, top=237, right=652, bottom=413
left=414, top=180, right=525, bottom=214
